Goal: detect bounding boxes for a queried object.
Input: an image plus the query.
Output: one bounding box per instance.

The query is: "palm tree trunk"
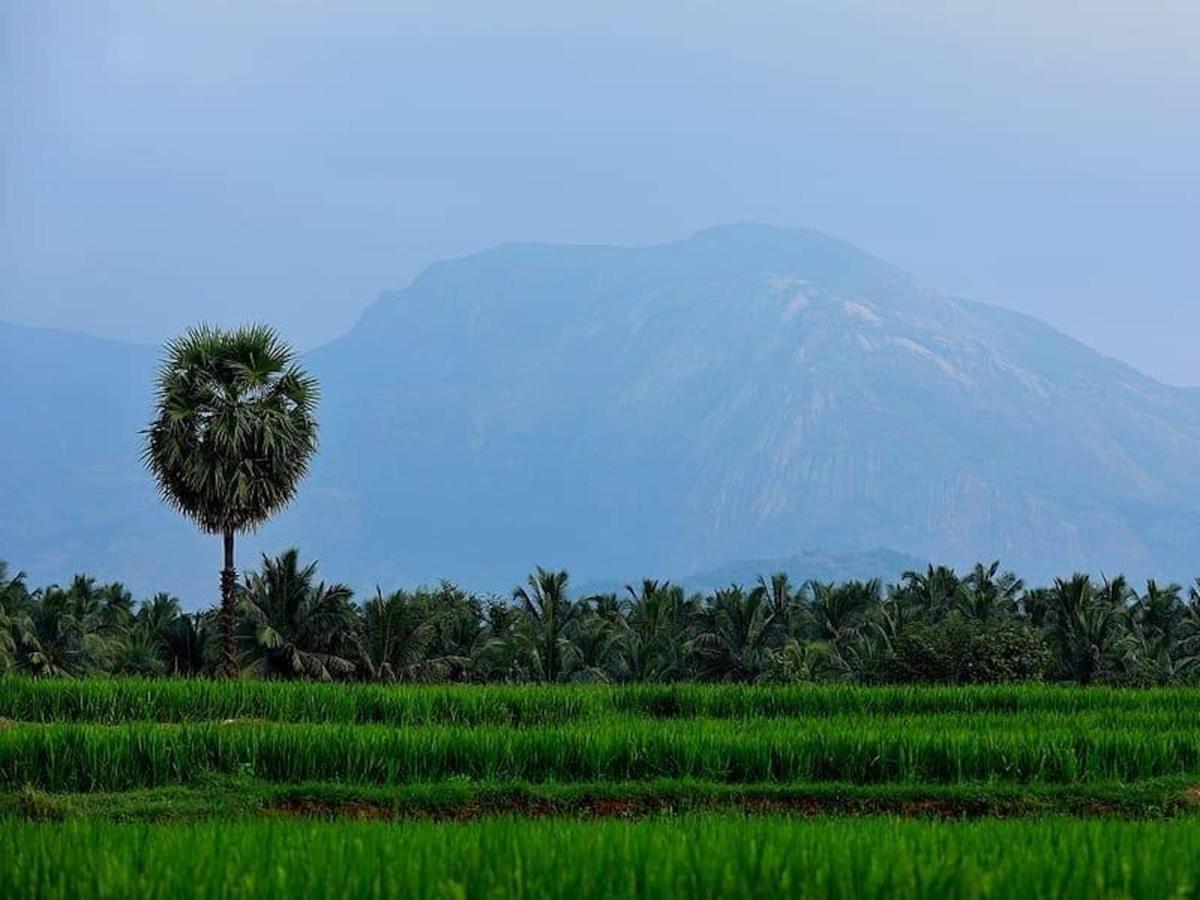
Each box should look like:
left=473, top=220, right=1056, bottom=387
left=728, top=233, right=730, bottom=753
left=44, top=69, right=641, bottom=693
left=221, top=529, right=237, bottom=677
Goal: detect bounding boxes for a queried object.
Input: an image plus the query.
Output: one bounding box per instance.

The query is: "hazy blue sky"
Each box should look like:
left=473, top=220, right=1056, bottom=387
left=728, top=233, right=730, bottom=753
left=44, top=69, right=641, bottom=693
left=3, top=1, right=1198, bottom=382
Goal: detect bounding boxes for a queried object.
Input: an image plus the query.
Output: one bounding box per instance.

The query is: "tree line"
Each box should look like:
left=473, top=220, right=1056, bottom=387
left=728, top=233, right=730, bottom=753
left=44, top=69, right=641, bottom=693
left=3, top=553, right=1199, bottom=685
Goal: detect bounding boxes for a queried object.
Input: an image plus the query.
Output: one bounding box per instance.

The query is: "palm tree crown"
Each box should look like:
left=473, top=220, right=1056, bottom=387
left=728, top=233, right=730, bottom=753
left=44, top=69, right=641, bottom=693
left=143, top=324, right=319, bottom=535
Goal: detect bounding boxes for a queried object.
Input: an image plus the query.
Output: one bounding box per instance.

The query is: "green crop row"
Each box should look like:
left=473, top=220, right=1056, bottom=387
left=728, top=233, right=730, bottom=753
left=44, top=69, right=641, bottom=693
left=5, top=677, right=1200, bottom=725
left=7, top=815, right=1200, bottom=899
left=3, top=719, right=1199, bottom=790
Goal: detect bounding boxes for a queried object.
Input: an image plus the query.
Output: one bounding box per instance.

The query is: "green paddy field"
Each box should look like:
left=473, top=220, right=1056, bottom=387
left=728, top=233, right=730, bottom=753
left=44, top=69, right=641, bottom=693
left=4, top=679, right=1200, bottom=898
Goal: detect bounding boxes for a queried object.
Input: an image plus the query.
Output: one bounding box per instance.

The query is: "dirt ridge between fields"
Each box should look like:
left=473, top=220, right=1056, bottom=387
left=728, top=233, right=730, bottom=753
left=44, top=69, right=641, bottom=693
left=266, top=793, right=1169, bottom=822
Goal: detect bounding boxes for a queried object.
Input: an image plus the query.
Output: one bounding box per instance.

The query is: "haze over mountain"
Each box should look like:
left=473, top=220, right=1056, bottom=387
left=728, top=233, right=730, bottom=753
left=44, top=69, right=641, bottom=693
left=4, top=224, right=1200, bottom=603
left=8, top=2, right=1200, bottom=384
left=580, top=549, right=929, bottom=599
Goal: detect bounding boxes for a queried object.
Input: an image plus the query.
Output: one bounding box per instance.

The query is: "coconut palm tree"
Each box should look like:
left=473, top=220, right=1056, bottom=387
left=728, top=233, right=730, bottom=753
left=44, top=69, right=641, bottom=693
left=136, top=592, right=184, bottom=641
left=143, top=324, right=319, bottom=676
left=621, top=580, right=694, bottom=682
left=691, top=585, right=783, bottom=682
left=754, top=573, right=795, bottom=618
left=238, top=549, right=358, bottom=681
left=19, top=578, right=115, bottom=677
left=1044, top=574, right=1129, bottom=685
left=421, top=583, right=487, bottom=680
left=113, top=627, right=168, bottom=676
left=112, top=593, right=185, bottom=676
left=475, top=601, right=531, bottom=682
left=760, top=638, right=837, bottom=684
left=1131, top=581, right=1185, bottom=642
left=513, top=567, right=575, bottom=683
left=562, top=608, right=627, bottom=683
left=160, top=611, right=215, bottom=676
left=356, top=586, right=473, bottom=682
left=0, top=563, right=30, bottom=673
left=808, top=579, right=878, bottom=651
left=960, top=561, right=1024, bottom=620
left=93, top=582, right=136, bottom=666
left=357, top=588, right=436, bottom=682
left=896, top=566, right=964, bottom=619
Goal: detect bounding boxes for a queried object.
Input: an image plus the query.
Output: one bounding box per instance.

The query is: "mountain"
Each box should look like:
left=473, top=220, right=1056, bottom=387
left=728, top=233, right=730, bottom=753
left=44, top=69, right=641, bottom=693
left=674, top=549, right=929, bottom=595
left=0, top=324, right=203, bottom=592
left=4, top=224, right=1200, bottom=600
left=579, top=548, right=928, bottom=597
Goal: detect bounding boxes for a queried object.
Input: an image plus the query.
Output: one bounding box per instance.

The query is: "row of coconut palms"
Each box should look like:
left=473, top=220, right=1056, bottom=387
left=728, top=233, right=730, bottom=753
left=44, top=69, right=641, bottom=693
left=4, top=555, right=1200, bottom=685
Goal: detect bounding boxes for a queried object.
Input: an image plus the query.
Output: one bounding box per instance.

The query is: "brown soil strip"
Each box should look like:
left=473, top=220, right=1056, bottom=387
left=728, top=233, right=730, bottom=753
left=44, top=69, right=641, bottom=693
left=266, top=793, right=1133, bottom=822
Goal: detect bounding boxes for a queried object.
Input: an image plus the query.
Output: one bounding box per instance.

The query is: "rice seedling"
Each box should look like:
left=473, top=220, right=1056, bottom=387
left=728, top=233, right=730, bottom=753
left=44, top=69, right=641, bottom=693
left=4, top=678, right=1200, bottom=725
left=2, top=679, right=1195, bottom=897
left=2, top=714, right=1199, bottom=790
left=6, top=815, right=1200, bottom=899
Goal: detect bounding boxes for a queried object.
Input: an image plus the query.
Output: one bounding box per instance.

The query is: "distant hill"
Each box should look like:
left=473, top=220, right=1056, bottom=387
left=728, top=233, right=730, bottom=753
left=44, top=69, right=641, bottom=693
left=578, top=548, right=928, bottom=598
left=0, top=323, right=191, bottom=592
left=5, top=224, right=1200, bottom=601
left=674, top=549, right=929, bottom=594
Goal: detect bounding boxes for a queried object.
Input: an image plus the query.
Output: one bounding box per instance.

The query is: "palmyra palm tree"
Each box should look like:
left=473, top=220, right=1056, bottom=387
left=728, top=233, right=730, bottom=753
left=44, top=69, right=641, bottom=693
left=143, top=325, right=319, bottom=676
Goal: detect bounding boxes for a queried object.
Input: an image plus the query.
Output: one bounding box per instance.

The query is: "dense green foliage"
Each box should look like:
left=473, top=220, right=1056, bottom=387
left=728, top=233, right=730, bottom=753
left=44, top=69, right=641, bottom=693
left=5, top=556, right=1200, bottom=685
left=10, top=816, right=1200, bottom=899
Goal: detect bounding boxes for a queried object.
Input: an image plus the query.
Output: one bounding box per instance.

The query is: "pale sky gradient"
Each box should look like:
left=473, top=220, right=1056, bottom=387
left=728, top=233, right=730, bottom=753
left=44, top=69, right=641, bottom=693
left=3, top=1, right=1198, bottom=382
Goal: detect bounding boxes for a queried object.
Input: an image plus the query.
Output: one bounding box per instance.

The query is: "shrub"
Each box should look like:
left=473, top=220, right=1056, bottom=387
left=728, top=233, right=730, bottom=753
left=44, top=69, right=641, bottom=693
left=887, top=616, right=1049, bottom=684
